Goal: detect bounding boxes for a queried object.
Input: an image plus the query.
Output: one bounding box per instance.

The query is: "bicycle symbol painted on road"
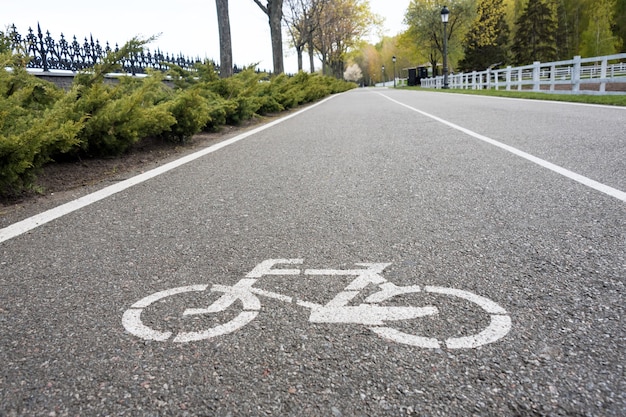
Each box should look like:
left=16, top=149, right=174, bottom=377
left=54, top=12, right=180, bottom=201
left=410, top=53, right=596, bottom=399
left=122, top=259, right=512, bottom=349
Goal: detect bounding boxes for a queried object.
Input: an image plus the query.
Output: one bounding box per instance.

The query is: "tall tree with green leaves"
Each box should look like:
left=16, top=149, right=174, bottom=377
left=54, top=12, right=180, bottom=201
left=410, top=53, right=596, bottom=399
left=580, top=0, right=622, bottom=56
left=615, top=0, right=626, bottom=51
left=313, top=0, right=378, bottom=78
left=553, top=0, right=585, bottom=59
left=459, top=0, right=510, bottom=71
left=404, top=0, right=474, bottom=75
left=511, top=0, right=558, bottom=64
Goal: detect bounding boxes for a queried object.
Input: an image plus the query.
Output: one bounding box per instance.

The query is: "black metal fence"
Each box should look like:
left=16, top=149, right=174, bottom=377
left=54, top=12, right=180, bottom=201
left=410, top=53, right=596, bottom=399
left=3, top=23, right=206, bottom=75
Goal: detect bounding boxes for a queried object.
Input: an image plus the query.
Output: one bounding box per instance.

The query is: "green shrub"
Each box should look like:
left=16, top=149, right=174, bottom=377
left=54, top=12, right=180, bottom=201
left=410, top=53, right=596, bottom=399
left=0, top=102, right=83, bottom=196
left=44, top=62, right=176, bottom=158
left=0, top=35, right=357, bottom=197
left=159, top=86, right=212, bottom=142
left=0, top=51, right=81, bottom=196
left=214, top=68, right=266, bottom=124
left=207, top=94, right=237, bottom=128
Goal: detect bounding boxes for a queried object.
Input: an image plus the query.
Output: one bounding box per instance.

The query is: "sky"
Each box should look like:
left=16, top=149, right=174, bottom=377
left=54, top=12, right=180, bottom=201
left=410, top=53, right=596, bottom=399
left=3, top=0, right=410, bottom=74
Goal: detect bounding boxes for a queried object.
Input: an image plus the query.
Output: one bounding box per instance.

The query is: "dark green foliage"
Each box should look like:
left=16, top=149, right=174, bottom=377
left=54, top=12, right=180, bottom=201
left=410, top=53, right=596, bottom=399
left=159, top=87, right=213, bottom=143
left=616, top=0, right=626, bottom=52
left=0, top=50, right=81, bottom=195
left=459, top=0, right=510, bottom=72
left=0, top=38, right=355, bottom=197
left=259, top=71, right=355, bottom=112
left=73, top=78, right=175, bottom=156
left=580, top=0, right=622, bottom=56
left=511, top=0, right=558, bottom=65
left=211, top=68, right=267, bottom=124
left=52, top=39, right=176, bottom=157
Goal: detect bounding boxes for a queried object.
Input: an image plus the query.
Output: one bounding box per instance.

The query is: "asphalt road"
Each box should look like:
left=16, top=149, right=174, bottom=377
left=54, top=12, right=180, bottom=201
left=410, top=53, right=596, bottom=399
left=1, top=88, right=624, bottom=416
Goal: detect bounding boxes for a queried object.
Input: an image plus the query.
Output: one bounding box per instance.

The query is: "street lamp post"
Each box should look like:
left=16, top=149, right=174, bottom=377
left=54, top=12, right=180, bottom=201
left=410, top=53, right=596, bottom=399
left=441, top=6, right=450, bottom=89
left=392, top=56, right=397, bottom=88
left=382, top=65, right=386, bottom=86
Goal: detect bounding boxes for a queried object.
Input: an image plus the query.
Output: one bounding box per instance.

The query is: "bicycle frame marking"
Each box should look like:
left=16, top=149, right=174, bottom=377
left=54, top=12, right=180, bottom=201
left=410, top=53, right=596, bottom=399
left=122, top=259, right=512, bottom=349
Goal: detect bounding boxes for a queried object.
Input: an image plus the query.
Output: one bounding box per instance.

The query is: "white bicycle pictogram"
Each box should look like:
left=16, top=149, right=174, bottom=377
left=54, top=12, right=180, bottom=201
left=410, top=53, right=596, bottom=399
left=122, top=259, right=512, bottom=349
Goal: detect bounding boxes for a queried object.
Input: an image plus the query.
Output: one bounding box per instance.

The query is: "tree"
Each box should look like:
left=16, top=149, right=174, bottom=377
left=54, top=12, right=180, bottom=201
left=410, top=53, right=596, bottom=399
left=284, top=0, right=326, bottom=72
left=459, top=0, right=510, bottom=71
left=615, top=0, right=626, bottom=52
left=285, top=0, right=309, bottom=72
left=313, top=0, right=379, bottom=78
left=343, top=63, right=363, bottom=82
left=511, top=0, right=558, bottom=64
left=216, top=0, right=233, bottom=77
left=252, top=0, right=285, bottom=74
left=353, top=42, right=382, bottom=85
left=579, top=0, right=622, bottom=56
left=404, top=0, right=474, bottom=75
left=555, top=0, right=577, bottom=58
left=392, top=32, right=423, bottom=78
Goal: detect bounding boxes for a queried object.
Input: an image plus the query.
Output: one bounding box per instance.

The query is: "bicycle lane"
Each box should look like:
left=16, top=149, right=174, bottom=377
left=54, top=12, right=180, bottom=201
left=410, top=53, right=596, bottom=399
left=379, top=89, right=626, bottom=194
left=1, top=89, right=624, bottom=416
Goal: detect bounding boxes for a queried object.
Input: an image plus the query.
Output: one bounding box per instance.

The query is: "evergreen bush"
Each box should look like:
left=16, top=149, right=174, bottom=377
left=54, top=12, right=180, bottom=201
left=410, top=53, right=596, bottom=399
left=159, top=86, right=212, bottom=143
left=0, top=33, right=356, bottom=197
left=0, top=51, right=81, bottom=196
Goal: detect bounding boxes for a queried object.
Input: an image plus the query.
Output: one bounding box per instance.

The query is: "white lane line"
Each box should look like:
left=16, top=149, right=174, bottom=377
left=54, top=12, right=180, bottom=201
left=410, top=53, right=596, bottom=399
left=0, top=95, right=338, bottom=244
left=379, top=93, right=626, bottom=203
left=408, top=90, right=626, bottom=110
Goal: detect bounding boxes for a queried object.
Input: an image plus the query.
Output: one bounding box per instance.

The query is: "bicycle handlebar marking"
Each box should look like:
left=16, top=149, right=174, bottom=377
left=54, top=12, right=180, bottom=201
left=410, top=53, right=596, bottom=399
left=122, top=259, right=512, bottom=349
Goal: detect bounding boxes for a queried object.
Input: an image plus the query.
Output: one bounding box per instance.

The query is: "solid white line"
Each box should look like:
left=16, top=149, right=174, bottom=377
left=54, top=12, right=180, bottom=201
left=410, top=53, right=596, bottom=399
left=0, top=95, right=338, bottom=244
left=410, top=89, right=626, bottom=111
left=379, top=93, right=626, bottom=203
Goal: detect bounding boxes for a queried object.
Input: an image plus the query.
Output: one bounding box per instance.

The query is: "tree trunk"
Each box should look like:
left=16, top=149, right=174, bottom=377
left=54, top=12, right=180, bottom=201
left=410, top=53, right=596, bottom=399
left=216, top=0, right=233, bottom=77
left=308, top=39, right=315, bottom=73
left=268, top=0, right=284, bottom=74
left=253, top=0, right=284, bottom=74
left=296, top=46, right=303, bottom=71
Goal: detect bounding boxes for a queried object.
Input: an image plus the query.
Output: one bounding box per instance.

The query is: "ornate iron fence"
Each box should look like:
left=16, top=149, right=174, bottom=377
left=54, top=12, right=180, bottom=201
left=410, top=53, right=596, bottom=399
left=3, top=23, right=206, bottom=75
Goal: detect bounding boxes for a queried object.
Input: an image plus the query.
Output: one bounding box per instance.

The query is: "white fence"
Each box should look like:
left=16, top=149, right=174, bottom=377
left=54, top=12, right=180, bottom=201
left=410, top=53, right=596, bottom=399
left=420, top=53, right=626, bottom=94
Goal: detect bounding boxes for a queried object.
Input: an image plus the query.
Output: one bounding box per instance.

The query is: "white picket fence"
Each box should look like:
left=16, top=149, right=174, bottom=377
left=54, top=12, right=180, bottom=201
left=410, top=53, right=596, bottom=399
left=420, top=53, right=626, bottom=94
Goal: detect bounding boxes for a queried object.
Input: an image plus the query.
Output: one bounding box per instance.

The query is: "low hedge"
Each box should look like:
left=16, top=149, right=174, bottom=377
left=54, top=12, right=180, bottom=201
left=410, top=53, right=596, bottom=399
left=0, top=38, right=356, bottom=197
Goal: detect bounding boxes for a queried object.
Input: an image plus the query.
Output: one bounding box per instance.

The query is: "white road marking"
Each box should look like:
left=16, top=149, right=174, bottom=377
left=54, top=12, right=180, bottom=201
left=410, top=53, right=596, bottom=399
left=439, top=91, right=626, bottom=110
left=296, top=300, right=323, bottom=310
left=183, top=280, right=262, bottom=316
left=123, top=282, right=262, bottom=342
left=424, top=286, right=512, bottom=349
left=0, top=97, right=338, bottom=244
left=123, top=285, right=209, bottom=341
left=445, top=314, right=512, bottom=349
left=369, top=326, right=441, bottom=349
left=424, top=286, right=508, bottom=315
left=250, top=287, right=294, bottom=303
left=121, top=308, right=172, bottom=342
left=122, top=259, right=513, bottom=348
left=361, top=284, right=511, bottom=349
left=245, top=259, right=303, bottom=277
left=379, top=93, right=626, bottom=203
left=304, top=263, right=391, bottom=277
left=173, top=311, right=259, bottom=343
left=309, top=305, right=438, bottom=326
left=131, top=285, right=208, bottom=309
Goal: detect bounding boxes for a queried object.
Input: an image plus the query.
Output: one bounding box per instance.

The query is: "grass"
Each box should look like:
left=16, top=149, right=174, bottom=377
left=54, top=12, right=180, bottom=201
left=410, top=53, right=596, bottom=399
left=401, top=86, right=626, bottom=106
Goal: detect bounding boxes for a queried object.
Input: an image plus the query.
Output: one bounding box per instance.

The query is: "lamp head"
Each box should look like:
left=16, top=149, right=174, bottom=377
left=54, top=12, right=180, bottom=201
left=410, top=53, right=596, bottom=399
left=441, top=6, right=450, bottom=23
